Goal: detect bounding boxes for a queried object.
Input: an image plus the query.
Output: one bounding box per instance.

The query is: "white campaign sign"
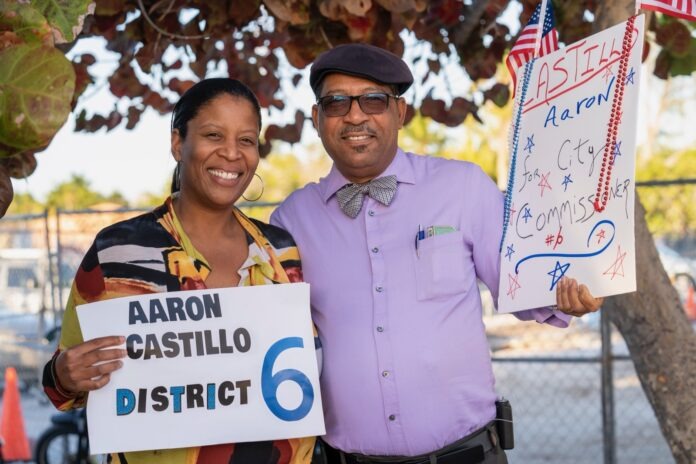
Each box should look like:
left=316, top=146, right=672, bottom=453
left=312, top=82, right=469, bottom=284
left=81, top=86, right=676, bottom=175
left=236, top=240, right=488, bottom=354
left=77, top=283, right=324, bottom=454
left=498, top=16, right=643, bottom=313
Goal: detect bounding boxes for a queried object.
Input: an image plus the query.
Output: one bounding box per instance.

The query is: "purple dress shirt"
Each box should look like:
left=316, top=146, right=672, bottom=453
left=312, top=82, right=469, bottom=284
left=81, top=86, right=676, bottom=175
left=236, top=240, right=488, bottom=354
left=271, top=149, right=570, bottom=456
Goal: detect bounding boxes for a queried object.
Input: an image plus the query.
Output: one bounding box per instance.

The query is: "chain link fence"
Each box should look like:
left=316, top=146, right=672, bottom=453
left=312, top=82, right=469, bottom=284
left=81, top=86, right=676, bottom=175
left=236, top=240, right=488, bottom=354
left=1, top=187, right=693, bottom=462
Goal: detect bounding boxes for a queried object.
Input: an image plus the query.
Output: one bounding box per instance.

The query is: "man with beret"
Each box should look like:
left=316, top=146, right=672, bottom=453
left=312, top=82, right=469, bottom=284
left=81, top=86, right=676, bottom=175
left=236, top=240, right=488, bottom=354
left=271, top=43, right=602, bottom=464
left=0, top=165, right=13, bottom=218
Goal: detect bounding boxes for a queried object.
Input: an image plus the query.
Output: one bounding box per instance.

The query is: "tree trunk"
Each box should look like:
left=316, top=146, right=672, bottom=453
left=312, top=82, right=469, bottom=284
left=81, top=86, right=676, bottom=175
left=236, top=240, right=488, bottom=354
left=593, top=2, right=696, bottom=462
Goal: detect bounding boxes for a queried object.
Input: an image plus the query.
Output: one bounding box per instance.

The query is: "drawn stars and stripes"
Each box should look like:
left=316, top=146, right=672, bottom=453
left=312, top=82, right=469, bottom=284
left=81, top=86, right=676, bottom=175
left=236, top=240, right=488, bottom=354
left=602, top=66, right=614, bottom=84
left=596, top=228, right=607, bottom=244
left=522, top=207, right=533, bottom=223
left=524, top=134, right=535, bottom=154
left=507, top=273, right=522, bottom=299
left=603, top=245, right=628, bottom=280
left=625, top=67, right=636, bottom=86
left=611, top=141, right=622, bottom=164
left=538, top=171, right=552, bottom=196
left=505, top=244, right=516, bottom=261
left=509, top=203, right=517, bottom=225
left=548, top=261, right=571, bottom=291
left=562, top=174, right=573, bottom=192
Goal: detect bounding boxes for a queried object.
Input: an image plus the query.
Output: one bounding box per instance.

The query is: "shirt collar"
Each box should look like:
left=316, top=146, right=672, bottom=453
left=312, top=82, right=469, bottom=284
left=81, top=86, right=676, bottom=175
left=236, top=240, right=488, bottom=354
left=163, top=197, right=276, bottom=285
left=320, top=148, right=416, bottom=203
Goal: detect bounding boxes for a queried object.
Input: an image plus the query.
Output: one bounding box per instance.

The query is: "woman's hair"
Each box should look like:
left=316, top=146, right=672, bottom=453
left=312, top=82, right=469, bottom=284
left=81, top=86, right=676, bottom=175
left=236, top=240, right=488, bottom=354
left=170, top=78, right=262, bottom=193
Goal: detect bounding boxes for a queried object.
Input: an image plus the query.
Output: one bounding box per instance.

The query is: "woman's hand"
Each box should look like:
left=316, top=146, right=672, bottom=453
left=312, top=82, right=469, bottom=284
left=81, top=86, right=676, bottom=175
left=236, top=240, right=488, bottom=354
left=555, top=276, right=604, bottom=317
left=55, top=335, right=126, bottom=395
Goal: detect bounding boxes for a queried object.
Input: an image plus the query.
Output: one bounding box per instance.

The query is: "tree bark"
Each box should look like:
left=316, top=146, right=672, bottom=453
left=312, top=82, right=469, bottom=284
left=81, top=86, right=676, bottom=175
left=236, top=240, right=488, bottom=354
left=594, top=2, right=696, bottom=462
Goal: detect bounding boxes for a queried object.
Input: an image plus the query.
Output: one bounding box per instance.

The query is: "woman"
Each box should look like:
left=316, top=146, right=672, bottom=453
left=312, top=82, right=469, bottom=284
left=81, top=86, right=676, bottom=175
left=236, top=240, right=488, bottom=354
left=42, top=78, right=316, bottom=463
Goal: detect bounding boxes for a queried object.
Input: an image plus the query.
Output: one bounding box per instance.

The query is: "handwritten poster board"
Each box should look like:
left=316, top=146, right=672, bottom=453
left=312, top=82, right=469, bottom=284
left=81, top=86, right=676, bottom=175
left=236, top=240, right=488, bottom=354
left=77, top=283, right=324, bottom=454
left=498, top=16, right=644, bottom=313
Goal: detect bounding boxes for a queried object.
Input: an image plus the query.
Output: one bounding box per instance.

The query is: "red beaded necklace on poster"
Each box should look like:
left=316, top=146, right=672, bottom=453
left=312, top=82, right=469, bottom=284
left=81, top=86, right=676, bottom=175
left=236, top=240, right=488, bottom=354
left=593, top=15, right=636, bottom=213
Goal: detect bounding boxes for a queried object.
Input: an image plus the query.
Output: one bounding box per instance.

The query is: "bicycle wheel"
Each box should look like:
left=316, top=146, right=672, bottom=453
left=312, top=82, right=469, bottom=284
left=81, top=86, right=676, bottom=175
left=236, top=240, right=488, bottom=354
left=34, top=424, right=92, bottom=464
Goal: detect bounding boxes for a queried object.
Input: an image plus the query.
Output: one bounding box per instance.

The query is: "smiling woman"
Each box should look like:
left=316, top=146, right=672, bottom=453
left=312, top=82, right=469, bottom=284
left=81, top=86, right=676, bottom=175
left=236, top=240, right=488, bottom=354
left=41, top=78, right=318, bottom=464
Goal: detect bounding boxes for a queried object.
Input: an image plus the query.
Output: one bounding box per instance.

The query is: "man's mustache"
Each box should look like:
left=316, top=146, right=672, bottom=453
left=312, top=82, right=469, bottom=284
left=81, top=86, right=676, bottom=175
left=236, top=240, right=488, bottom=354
left=340, top=125, right=376, bottom=137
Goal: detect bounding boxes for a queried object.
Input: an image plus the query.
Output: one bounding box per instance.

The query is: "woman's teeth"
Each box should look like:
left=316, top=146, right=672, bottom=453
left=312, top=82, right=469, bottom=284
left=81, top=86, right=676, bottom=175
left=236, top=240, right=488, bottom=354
left=208, top=169, right=239, bottom=180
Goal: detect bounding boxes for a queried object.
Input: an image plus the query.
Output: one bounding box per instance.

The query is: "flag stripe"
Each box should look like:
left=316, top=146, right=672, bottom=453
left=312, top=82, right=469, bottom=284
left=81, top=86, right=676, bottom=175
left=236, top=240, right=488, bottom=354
left=506, top=1, right=560, bottom=93
left=639, top=0, right=696, bottom=20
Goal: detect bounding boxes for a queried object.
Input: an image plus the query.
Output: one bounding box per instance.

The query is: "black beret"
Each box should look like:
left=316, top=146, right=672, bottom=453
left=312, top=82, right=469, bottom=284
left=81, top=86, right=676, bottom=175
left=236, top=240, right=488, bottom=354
left=310, top=43, right=414, bottom=96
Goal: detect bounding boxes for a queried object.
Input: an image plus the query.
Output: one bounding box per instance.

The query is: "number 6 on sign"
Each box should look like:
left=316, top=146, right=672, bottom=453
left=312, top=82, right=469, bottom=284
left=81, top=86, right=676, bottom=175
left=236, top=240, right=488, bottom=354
left=262, top=337, right=314, bottom=421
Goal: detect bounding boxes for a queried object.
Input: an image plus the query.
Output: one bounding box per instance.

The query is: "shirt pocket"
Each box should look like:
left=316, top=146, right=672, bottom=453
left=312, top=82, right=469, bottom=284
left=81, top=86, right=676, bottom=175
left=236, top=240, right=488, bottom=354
left=413, top=230, right=470, bottom=300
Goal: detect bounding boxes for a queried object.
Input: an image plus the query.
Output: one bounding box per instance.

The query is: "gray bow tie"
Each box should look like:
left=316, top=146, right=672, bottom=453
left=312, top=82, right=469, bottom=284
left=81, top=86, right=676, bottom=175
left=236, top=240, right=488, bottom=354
left=335, top=175, right=398, bottom=218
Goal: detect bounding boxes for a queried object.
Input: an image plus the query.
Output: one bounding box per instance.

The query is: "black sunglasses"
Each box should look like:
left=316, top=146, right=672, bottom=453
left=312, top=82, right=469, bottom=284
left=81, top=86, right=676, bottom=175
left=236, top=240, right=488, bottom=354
left=317, top=93, right=399, bottom=117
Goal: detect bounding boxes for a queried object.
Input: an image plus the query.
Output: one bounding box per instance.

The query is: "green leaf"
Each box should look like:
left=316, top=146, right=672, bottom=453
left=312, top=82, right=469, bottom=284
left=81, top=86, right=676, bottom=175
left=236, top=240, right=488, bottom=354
left=0, top=1, right=53, bottom=44
left=0, top=44, right=75, bottom=156
left=31, top=0, right=95, bottom=43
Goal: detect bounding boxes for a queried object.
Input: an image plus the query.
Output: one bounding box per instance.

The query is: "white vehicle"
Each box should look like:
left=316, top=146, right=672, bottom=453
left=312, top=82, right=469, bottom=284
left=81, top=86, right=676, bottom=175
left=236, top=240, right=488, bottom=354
left=0, top=248, right=48, bottom=315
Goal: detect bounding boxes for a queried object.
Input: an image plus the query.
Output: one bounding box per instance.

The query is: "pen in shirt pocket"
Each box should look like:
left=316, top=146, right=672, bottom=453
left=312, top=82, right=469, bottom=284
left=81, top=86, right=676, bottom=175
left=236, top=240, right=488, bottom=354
left=415, top=224, right=425, bottom=258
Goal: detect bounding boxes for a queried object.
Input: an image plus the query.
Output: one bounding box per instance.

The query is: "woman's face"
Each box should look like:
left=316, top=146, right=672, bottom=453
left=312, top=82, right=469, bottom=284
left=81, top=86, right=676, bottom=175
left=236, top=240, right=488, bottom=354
left=172, top=94, right=260, bottom=210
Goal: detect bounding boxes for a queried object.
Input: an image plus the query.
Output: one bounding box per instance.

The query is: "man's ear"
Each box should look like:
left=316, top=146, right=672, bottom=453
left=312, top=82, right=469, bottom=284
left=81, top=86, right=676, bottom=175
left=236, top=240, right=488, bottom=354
left=171, top=129, right=182, bottom=162
left=311, top=104, right=319, bottom=131
left=396, top=97, right=407, bottom=129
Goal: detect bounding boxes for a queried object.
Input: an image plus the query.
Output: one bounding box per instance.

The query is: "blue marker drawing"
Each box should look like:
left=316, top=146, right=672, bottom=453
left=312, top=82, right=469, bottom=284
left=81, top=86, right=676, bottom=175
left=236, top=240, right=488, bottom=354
left=522, top=207, right=533, bottom=223
left=514, top=220, right=616, bottom=274
left=611, top=141, right=622, bottom=164
left=505, top=244, right=515, bottom=261
left=524, top=135, right=535, bottom=154
left=625, top=67, right=635, bottom=86
left=562, top=174, right=573, bottom=192
left=547, top=261, right=571, bottom=290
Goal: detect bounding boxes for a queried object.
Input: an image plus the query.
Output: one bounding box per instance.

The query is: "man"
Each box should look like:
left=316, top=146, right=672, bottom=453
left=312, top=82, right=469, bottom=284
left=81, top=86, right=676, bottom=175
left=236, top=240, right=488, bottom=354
left=271, top=43, right=602, bottom=464
left=0, top=164, right=13, bottom=218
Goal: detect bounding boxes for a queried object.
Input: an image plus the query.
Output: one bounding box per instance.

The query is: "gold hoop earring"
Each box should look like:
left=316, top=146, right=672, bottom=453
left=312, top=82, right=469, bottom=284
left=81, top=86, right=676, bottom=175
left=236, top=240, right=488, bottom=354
left=242, top=173, right=264, bottom=202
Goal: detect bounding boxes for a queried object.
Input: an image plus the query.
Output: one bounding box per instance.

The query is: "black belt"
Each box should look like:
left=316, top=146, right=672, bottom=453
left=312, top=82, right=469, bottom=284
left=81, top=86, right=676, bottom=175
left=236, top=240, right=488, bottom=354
left=327, top=422, right=497, bottom=464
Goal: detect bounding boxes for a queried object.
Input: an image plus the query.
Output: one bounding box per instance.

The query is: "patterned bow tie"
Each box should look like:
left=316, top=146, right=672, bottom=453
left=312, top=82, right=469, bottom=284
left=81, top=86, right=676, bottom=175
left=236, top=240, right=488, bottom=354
left=335, top=175, right=398, bottom=218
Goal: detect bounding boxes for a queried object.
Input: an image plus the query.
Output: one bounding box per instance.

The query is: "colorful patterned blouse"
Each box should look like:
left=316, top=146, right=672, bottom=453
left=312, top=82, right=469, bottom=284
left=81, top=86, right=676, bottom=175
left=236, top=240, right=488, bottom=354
left=42, top=197, right=317, bottom=464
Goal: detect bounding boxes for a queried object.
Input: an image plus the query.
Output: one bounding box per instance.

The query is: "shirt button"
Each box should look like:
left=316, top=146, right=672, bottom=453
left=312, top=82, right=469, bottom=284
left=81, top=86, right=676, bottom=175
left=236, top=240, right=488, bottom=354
left=375, top=286, right=384, bottom=293
left=368, top=210, right=375, bottom=216
left=371, top=247, right=379, bottom=253
left=382, top=370, right=389, bottom=377
left=388, top=414, right=396, bottom=421
left=376, top=326, right=384, bottom=332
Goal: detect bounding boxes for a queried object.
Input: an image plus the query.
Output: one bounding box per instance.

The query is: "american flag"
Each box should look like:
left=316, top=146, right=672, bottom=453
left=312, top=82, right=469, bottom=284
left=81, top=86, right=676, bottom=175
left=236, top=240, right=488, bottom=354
left=638, top=0, right=696, bottom=20
left=506, top=1, right=559, bottom=92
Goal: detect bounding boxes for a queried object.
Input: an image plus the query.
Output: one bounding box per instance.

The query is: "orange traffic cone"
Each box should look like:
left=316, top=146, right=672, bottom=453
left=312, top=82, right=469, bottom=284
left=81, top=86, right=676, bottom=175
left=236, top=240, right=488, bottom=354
left=686, top=285, right=696, bottom=321
left=0, top=367, right=31, bottom=461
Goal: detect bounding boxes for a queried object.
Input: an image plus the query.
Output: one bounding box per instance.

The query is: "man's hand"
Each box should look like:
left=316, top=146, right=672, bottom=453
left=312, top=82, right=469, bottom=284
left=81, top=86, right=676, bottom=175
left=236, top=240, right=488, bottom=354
left=0, top=165, right=13, bottom=218
left=555, top=276, right=603, bottom=317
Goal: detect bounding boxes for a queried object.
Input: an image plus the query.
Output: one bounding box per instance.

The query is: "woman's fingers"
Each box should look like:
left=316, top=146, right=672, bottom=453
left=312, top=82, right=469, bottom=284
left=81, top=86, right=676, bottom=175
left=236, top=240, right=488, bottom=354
left=55, top=336, right=126, bottom=394
left=72, top=361, right=123, bottom=392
